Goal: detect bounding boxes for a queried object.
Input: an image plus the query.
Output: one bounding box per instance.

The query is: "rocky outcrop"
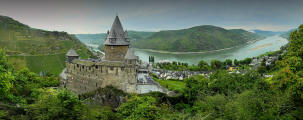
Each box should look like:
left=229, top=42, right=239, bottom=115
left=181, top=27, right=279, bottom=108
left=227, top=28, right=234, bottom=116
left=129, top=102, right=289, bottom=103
left=80, top=86, right=127, bottom=108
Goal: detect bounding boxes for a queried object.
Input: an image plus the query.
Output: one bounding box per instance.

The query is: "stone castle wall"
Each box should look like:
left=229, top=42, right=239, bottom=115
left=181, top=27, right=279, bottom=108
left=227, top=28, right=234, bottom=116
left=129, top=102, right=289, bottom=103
left=65, top=60, right=137, bottom=94
left=104, top=45, right=129, bottom=61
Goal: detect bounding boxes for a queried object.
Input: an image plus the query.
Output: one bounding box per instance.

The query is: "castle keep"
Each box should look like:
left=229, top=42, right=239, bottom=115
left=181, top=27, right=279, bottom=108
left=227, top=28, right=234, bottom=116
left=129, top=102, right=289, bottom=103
left=63, top=16, right=139, bottom=94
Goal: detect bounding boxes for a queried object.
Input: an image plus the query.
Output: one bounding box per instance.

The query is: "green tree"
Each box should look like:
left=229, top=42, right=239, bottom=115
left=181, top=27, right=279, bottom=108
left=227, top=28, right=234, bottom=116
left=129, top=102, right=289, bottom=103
left=117, top=95, right=160, bottom=120
left=0, top=49, right=14, bottom=101
left=0, top=49, right=11, bottom=71
left=198, top=60, right=210, bottom=71
left=0, top=71, right=14, bottom=101
left=27, top=89, right=84, bottom=120
left=224, top=59, right=233, bottom=66
left=192, top=94, right=227, bottom=119
left=257, top=66, right=267, bottom=74
left=184, top=75, right=210, bottom=104
left=210, top=60, right=223, bottom=70
left=240, top=58, right=253, bottom=65
left=234, top=59, right=239, bottom=66
left=12, top=69, right=41, bottom=98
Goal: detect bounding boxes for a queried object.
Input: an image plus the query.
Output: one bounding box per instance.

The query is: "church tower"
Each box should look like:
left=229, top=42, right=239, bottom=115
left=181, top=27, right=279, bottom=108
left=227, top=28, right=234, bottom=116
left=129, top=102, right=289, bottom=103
left=104, top=16, right=130, bottom=61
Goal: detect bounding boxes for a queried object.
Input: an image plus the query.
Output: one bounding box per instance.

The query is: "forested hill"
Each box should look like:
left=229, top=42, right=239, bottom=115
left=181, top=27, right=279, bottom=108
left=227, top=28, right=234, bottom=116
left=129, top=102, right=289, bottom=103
left=132, top=25, right=263, bottom=52
left=76, top=31, right=155, bottom=45
left=0, top=15, right=94, bottom=74
left=253, top=30, right=283, bottom=37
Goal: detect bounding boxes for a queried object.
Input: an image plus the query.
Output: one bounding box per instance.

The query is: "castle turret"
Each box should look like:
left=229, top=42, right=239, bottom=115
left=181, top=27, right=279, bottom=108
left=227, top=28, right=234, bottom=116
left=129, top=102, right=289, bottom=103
left=104, top=16, right=130, bottom=61
left=66, top=48, right=79, bottom=62
left=125, top=48, right=138, bottom=64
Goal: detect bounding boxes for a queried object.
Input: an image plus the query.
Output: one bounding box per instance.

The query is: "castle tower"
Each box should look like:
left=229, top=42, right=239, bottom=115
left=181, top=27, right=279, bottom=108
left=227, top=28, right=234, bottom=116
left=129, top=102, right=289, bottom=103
left=104, top=16, right=130, bottom=61
left=66, top=48, right=79, bottom=62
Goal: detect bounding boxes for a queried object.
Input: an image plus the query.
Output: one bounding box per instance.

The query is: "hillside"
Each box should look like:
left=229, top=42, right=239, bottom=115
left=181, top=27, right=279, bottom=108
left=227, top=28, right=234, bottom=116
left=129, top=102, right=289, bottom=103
left=0, top=15, right=94, bottom=74
left=76, top=31, right=155, bottom=45
left=132, top=25, right=263, bottom=52
left=280, top=28, right=297, bottom=39
left=253, top=30, right=283, bottom=37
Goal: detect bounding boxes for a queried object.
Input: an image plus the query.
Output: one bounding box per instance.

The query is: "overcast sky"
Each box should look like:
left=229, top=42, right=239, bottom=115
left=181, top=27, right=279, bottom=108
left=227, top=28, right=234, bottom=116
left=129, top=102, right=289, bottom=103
left=0, top=0, right=302, bottom=34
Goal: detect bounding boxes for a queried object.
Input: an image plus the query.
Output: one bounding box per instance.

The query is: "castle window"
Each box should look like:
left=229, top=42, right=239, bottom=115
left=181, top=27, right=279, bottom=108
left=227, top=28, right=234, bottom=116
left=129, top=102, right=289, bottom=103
left=121, top=67, right=125, bottom=71
left=77, top=64, right=79, bottom=68
left=96, top=83, right=98, bottom=87
left=110, top=67, right=114, bottom=70
left=95, top=66, right=98, bottom=69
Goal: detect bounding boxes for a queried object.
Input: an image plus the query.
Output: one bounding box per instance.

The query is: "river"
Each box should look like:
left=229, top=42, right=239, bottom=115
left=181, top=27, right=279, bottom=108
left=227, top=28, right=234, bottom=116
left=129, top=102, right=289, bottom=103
left=85, top=35, right=288, bottom=65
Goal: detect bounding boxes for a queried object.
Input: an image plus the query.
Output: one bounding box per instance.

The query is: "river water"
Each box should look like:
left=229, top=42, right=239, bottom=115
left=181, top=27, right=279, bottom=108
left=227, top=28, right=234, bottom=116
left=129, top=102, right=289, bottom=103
left=85, top=35, right=288, bottom=65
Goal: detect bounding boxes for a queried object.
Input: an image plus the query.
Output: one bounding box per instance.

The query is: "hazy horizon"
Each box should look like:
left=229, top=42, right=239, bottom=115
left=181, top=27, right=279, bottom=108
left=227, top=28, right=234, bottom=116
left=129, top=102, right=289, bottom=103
left=1, top=0, right=302, bottom=34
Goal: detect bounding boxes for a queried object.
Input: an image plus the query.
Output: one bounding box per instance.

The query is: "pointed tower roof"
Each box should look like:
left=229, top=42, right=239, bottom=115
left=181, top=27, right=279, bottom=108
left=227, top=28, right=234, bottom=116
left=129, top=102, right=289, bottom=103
left=104, top=16, right=130, bottom=46
left=125, top=48, right=137, bottom=59
left=66, top=48, right=79, bottom=57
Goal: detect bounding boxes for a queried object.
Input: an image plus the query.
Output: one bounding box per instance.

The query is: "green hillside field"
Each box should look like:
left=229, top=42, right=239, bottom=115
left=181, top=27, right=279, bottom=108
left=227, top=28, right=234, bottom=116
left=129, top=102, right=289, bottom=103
left=7, top=53, right=66, bottom=75
left=0, top=15, right=94, bottom=75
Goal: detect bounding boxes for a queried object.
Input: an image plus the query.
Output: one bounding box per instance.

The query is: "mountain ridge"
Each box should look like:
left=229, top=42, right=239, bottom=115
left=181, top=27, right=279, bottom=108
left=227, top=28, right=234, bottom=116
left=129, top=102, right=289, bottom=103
left=132, top=25, right=263, bottom=52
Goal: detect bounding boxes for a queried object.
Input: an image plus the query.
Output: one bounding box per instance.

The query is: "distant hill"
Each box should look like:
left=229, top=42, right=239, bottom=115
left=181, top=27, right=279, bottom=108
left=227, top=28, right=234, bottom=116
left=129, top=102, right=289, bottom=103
left=76, top=31, right=155, bottom=45
left=0, top=15, right=94, bottom=74
left=76, top=33, right=106, bottom=45
left=280, top=28, right=297, bottom=39
left=253, top=30, right=283, bottom=37
left=132, top=25, right=263, bottom=52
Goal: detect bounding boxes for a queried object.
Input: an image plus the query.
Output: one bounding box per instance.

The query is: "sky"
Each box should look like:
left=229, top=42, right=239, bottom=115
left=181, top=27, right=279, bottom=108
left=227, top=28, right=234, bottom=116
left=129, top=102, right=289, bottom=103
left=0, top=0, right=302, bottom=34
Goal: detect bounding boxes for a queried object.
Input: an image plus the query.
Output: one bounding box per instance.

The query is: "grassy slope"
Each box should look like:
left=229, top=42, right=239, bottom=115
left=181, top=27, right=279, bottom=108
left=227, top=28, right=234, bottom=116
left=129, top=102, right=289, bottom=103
left=132, top=25, right=262, bottom=52
left=0, top=15, right=94, bottom=74
left=7, top=54, right=66, bottom=75
left=153, top=77, right=186, bottom=93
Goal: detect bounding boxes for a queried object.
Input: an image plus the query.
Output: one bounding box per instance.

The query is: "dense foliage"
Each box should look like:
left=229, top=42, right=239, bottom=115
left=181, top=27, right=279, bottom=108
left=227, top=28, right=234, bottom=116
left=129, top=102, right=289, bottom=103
left=0, top=49, right=114, bottom=120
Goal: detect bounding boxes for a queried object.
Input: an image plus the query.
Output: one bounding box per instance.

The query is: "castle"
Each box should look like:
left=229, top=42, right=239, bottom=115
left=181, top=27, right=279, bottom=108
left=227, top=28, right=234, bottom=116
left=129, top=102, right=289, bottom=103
left=62, top=16, right=139, bottom=94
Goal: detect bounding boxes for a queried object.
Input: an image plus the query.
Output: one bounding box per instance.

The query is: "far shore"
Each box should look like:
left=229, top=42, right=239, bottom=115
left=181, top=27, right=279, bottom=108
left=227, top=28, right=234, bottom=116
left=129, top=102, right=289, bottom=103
left=133, top=40, right=259, bottom=54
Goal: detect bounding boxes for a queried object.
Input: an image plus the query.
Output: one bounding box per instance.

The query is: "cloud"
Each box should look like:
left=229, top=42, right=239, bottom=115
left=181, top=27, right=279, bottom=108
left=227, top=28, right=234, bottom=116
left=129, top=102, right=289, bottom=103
left=0, top=0, right=302, bottom=33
